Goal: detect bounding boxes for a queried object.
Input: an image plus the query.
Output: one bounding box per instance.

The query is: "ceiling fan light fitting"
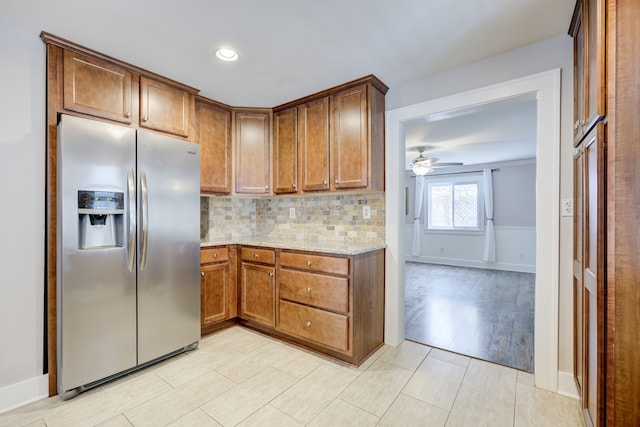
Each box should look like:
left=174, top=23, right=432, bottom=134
left=412, top=163, right=432, bottom=176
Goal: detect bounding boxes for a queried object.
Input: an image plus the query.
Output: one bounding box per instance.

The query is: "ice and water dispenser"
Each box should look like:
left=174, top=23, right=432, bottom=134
left=77, top=190, right=125, bottom=249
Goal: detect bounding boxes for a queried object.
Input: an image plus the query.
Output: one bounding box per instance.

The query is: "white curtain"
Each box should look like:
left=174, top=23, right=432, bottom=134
left=412, top=175, right=425, bottom=256
left=483, top=168, right=496, bottom=262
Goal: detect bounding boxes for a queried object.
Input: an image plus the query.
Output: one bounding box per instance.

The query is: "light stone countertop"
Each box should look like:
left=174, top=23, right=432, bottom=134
left=200, top=236, right=385, bottom=255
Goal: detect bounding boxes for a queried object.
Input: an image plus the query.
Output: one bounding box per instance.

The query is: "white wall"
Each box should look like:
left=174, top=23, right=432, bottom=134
left=0, top=25, right=48, bottom=411
left=405, top=161, right=537, bottom=272
left=386, top=34, right=575, bottom=395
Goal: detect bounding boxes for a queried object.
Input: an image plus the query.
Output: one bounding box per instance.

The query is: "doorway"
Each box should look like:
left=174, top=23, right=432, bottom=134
left=402, top=98, right=537, bottom=372
left=384, top=70, right=561, bottom=392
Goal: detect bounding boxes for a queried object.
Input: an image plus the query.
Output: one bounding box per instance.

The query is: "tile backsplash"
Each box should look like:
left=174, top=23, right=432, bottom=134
left=201, top=192, right=385, bottom=245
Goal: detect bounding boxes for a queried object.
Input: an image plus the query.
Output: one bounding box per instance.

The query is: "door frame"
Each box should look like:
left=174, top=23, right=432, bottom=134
left=384, top=69, right=561, bottom=392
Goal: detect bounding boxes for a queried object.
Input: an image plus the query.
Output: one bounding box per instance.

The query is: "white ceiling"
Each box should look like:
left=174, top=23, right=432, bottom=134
left=1, top=0, right=574, bottom=108
left=1, top=0, right=571, bottom=168
left=404, top=96, right=538, bottom=169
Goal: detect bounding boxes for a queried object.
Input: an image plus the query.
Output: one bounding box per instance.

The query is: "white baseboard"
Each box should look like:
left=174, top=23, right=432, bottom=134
left=405, top=255, right=536, bottom=274
left=557, top=371, right=580, bottom=399
left=0, top=374, right=49, bottom=414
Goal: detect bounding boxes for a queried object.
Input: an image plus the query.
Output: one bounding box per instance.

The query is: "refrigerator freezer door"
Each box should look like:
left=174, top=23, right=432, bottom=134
left=136, top=131, right=201, bottom=364
left=57, top=115, right=137, bottom=393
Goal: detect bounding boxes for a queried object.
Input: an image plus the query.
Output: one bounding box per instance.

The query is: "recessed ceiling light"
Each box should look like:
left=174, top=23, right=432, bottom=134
left=215, top=48, right=238, bottom=62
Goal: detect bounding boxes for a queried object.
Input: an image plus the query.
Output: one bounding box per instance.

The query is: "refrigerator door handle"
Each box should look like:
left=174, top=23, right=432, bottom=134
left=127, top=168, right=136, bottom=272
left=140, top=170, right=149, bottom=271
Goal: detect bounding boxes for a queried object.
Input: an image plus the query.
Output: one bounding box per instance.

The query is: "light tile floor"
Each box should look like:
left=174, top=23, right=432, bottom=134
left=0, top=326, right=584, bottom=427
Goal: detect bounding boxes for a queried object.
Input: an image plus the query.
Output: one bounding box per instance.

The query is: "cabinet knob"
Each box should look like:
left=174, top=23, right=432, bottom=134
left=334, top=179, right=339, bottom=184
left=213, top=253, right=218, bottom=258
left=264, top=185, right=269, bottom=190
left=306, top=261, right=312, bottom=266
left=306, top=287, right=312, bottom=293
left=305, top=321, right=312, bottom=327
left=292, top=183, right=297, bottom=188
left=323, top=180, right=328, bottom=186
left=269, top=272, right=274, bottom=277
left=142, top=116, right=148, bottom=122
left=201, top=272, right=205, bottom=276
left=125, top=111, right=131, bottom=118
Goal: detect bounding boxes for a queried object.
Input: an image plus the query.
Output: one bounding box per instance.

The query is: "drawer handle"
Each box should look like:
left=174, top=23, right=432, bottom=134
left=213, top=253, right=218, bottom=258
left=305, top=321, right=312, bottom=327
left=306, top=287, right=312, bottom=293
left=306, top=261, right=312, bottom=266
left=254, top=254, right=259, bottom=258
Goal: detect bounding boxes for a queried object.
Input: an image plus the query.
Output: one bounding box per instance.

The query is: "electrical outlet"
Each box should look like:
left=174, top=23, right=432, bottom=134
left=289, top=207, right=296, bottom=219
left=362, top=205, right=371, bottom=219
left=561, top=198, right=573, bottom=217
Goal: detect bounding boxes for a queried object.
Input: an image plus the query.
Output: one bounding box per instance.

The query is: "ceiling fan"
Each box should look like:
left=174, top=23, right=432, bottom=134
left=411, top=147, right=463, bottom=175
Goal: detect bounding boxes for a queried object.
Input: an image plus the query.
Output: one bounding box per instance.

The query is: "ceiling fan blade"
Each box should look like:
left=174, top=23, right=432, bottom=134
left=432, top=162, right=464, bottom=167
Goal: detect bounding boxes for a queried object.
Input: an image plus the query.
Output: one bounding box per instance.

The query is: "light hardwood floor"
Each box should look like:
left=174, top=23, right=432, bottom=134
left=405, top=262, right=535, bottom=372
left=0, top=326, right=582, bottom=426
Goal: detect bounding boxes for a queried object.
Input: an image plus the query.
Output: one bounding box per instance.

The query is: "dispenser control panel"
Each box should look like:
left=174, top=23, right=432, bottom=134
left=78, top=190, right=124, bottom=211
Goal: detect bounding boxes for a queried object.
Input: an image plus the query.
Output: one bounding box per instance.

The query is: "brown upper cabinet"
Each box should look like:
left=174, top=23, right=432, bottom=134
left=62, top=50, right=133, bottom=125
left=274, top=76, right=388, bottom=193
left=570, top=0, right=605, bottom=145
left=140, top=76, right=193, bottom=138
left=45, top=32, right=197, bottom=141
left=273, top=107, right=298, bottom=194
left=197, top=98, right=232, bottom=194
left=298, top=97, right=331, bottom=192
left=234, top=109, right=272, bottom=195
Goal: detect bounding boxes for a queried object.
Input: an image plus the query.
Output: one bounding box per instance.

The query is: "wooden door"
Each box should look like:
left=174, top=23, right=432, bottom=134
left=273, top=107, right=298, bottom=194
left=197, top=100, right=232, bottom=194
left=298, top=97, right=330, bottom=191
left=584, top=0, right=605, bottom=132
left=234, top=110, right=271, bottom=194
left=571, top=1, right=585, bottom=143
left=140, top=76, right=191, bottom=137
left=582, top=123, right=605, bottom=427
left=62, top=50, right=133, bottom=124
left=240, top=262, right=275, bottom=326
left=331, top=85, right=369, bottom=190
left=573, top=142, right=584, bottom=395
left=201, top=263, right=228, bottom=325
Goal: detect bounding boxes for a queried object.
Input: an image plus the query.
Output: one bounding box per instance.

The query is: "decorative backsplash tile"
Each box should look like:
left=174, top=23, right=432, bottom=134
left=201, top=192, right=385, bottom=245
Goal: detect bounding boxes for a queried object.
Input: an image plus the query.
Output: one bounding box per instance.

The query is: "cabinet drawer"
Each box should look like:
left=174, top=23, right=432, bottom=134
left=278, top=300, right=349, bottom=353
left=279, top=252, right=349, bottom=275
left=201, top=246, right=229, bottom=264
left=241, top=247, right=275, bottom=265
left=279, top=269, right=348, bottom=313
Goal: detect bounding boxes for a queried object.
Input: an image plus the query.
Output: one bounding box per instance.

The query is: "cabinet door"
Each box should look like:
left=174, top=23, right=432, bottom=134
left=573, top=143, right=584, bottom=395
left=273, top=107, right=298, bottom=194
left=63, top=50, right=133, bottom=124
left=331, top=85, right=368, bottom=190
left=571, top=2, right=585, bottom=143
left=584, top=0, right=606, bottom=131
left=240, top=262, right=275, bottom=326
left=582, top=123, right=605, bottom=427
left=298, top=97, right=330, bottom=191
left=234, top=110, right=271, bottom=194
left=140, top=76, right=192, bottom=138
left=201, top=263, right=228, bottom=325
left=197, top=101, right=232, bottom=194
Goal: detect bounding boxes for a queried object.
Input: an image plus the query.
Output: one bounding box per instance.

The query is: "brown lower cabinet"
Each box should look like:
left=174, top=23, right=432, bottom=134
left=200, top=245, right=237, bottom=335
left=201, top=245, right=384, bottom=366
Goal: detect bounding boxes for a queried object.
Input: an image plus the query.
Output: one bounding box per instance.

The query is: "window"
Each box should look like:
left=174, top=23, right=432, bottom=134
left=425, top=178, right=483, bottom=231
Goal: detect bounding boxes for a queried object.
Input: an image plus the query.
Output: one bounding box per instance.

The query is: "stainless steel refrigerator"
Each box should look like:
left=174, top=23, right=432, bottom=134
left=56, top=114, right=200, bottom=400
